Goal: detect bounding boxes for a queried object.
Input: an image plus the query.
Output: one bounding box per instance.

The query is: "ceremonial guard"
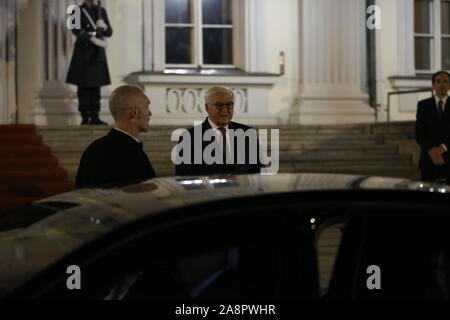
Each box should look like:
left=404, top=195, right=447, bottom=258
left=66, top=0, right=113, bottom=125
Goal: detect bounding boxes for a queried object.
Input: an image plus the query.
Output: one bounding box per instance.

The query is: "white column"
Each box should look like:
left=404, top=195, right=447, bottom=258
left=243, top=0, right=267, bottom=73
left=290, top=0, right=375, bottom=125
left=29, top=0, right=83, bottom=125
left=0, top=0, right=17, bottom=124
left=397, top=0, right=415, bottom=75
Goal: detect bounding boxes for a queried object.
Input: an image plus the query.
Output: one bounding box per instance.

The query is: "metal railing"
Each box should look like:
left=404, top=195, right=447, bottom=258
left=387, top=88, right=433, bottom=122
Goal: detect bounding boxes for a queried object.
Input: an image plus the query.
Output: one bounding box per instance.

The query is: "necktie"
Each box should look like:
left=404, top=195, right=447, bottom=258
left=438, top=100, right=444, bottom=119
left=218, top=127, right=227, bottom=163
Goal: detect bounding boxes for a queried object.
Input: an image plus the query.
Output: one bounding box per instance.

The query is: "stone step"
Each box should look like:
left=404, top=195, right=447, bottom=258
left=37, top=125, right=367, bottom=134
left=40, top=132, right=375, bottom=142
left=280, top=158, right=412, bottom=168
left=44, top=141, right=392, bottom=153
left=36, top=122, right=419, bottom=184
left=280, top=144, right=396, bottom=152
left=279, top=148, right=399, bottom=156
left=36, top=125, right=417, bottom=139
left=66, top=161, right=417, bottom=173
left=279, top=153, right=411, bottom=162
left=59, top=159, right=413, bottom=170
left=280, top=167, right=419, bottom=179
left=39, top=133, right=380, bottom=143
left=52, top=147, right=399, bottom=160
left=277, top=141, right=382, bottom=149
left=56, top=152, right=410, bottom=166
left=51, top=148, right=401, bottom=166
left=256, top=128, right=366, bottom=134
left=370, top=122, right=415, bottom=134
left=282, top=163, right=418, bottom=172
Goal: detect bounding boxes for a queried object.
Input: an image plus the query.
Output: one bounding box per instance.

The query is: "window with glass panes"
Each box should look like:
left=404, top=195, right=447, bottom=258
left=414, top=0, right=450, bottom=72
left=165, top=0, right=234, bottom=68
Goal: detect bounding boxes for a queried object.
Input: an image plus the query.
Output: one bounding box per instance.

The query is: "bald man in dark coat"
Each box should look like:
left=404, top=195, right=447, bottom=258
left=76, top=86, right=156, bottom=188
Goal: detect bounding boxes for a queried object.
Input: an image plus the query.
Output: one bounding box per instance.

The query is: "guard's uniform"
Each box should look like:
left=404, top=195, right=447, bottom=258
left=66, top=2, right=113, bottom=124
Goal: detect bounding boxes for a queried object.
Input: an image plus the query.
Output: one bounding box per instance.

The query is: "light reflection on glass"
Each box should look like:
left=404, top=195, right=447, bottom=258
left=209, top=179, right=228, bottom=184
left=180, top=180, right=203, bottom=185
left=90, top=217, right=101, bottom=225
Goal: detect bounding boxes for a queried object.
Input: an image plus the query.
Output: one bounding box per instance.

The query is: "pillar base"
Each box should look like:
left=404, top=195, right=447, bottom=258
left=289, top=100, right=376, bottom=125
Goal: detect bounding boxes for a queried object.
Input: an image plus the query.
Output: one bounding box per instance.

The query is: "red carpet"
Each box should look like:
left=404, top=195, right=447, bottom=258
left=0, top=125, right=76, bottom=215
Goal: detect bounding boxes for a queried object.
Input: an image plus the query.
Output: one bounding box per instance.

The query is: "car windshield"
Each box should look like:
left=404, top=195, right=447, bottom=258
left=0, top=199, right=138, bottom=297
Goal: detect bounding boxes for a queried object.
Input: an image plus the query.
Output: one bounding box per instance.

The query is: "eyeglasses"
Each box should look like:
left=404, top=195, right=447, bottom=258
left=207, top=102, right=235, bottom=111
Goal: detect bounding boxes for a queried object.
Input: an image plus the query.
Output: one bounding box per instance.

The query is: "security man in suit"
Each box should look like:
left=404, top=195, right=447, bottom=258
left=415, top=71, right=450, bottom=182
left=76, top=86, right=156, bottom=188
left=175, top=86, right=264, bottom=176
left=66, top=0, right=112, bottom=125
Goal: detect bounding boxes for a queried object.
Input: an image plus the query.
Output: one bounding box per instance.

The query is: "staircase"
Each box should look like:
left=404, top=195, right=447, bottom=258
left=0, top=125, right=76, bottom=214
left=268, top=122, right=419, bottom=179
left=36, top=122, right=420, bottom=183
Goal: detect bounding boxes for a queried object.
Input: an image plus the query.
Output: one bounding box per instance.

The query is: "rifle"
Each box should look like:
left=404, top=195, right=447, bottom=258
left=97, top=0, right=104, bottom=39
left=96, top=0, right=106, bottom=63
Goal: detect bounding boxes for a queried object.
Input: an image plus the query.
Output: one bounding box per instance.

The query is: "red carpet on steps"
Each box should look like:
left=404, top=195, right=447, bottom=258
left=0, top=124, right=76, bottom=215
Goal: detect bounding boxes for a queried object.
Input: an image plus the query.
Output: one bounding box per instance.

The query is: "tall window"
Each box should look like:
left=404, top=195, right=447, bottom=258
left=414, top=0, right=450, bottom=72
left=165, top=0, right=234, bottom=68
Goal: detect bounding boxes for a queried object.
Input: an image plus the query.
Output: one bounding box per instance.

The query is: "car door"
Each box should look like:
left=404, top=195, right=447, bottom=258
left=8, top=195, right=322, bottom=300
left=327, top=201, right=450, bottom=300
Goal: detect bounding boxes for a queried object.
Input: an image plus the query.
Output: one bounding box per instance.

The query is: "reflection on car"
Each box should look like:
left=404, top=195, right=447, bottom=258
left=1, top=173, right=450, bottom=300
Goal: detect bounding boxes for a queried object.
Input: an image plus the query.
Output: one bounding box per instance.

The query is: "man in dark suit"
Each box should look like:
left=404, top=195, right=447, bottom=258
left=76, top=86, right=156, bottom=188
left=66, top=0, right=112, bottom=125
left=415, top=71, right=450, bottom=182
left=175, top=86, right=263, bottom=176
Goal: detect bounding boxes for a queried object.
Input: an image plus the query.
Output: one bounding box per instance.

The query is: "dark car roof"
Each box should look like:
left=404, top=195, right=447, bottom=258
left=0, top=173, right=446, bottom=296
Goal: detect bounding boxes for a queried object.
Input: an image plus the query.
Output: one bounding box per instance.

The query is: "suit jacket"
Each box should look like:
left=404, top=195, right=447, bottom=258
left=415, top=97, right=450, bottom=177
left=66, top=3, right=113, bottom=87
left=76, top=129, right=156, bottom=188
left=175, top=119, right=264, bottom=176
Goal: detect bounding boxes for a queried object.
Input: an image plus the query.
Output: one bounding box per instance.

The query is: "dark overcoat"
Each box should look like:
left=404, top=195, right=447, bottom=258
left=76, top=129, right=156, bottom=188
left=415, top=97, right=450, bottom=180
left=66, top=3, right=113, bottom=87
left=175, top=119, right=264, bottom=176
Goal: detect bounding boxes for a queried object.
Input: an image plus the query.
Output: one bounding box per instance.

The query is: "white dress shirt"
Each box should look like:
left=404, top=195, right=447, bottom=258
left=113, top=128, right=140, bottom=143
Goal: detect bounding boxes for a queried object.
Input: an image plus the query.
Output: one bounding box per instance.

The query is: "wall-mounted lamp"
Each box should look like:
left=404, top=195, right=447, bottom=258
left=279, top=51, right=285, bottom=76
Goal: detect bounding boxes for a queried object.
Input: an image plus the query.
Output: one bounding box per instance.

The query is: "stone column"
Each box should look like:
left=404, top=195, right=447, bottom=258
left=0, top=0, right=17, bottom=124
left=290, top=0, right=375, bottom=124
left=28, top=0, right=81, bottom=125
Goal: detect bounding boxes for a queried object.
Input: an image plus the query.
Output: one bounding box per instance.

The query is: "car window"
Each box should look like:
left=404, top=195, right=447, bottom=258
left=104, top=212, right=285, bottom=300
left=344, top=210, right=450, bottom=300
left=315, top=219, right=346, bottom=296
left=0, top=202, right=79, bottom=232
left=25, top=207, right=298, bottom=300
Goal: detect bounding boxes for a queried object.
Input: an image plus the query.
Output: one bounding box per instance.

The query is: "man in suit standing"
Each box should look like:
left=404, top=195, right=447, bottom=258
left=66, top=0, right=112, bottom=125
left=415, top=71, right=450, bottom=182
left=76, top=86, right=156, bottom=188
left=175, top=86, right=263, bottom=176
